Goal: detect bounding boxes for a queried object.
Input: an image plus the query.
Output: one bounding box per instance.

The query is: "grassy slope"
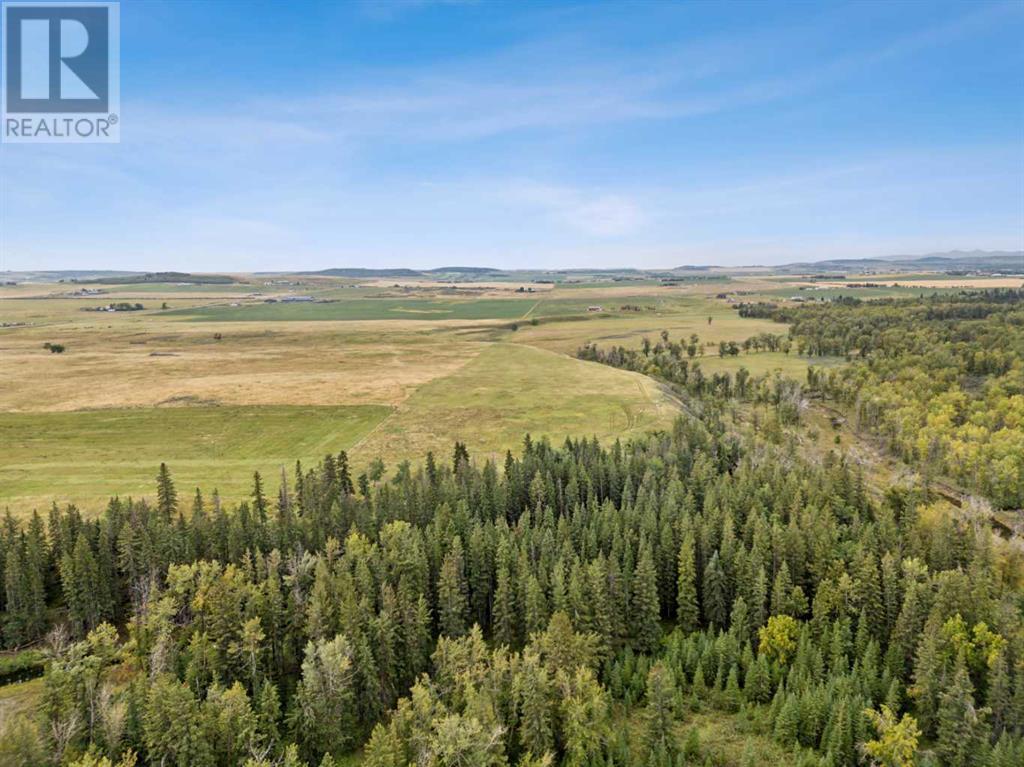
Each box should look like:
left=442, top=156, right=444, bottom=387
left=0, top=405, right=390, bottom=516
left=357, top=342, right=677, bottom=466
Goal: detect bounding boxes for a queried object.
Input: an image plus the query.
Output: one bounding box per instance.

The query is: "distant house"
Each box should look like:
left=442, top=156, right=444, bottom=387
left=587, top=305, right=603, bottom=312
left=280, top=295, right=315, bottom=303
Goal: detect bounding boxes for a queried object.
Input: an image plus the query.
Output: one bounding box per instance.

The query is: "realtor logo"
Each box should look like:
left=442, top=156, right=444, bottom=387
left=2, top=1, right=119, bottom=142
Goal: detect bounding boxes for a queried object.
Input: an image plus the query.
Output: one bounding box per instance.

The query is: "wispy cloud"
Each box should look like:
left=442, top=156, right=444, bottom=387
left=499, top=180, right=645, bottom=237
left=2, top=1, right=1021, bottom=271
left=148, top=0, right=1021, bottom=146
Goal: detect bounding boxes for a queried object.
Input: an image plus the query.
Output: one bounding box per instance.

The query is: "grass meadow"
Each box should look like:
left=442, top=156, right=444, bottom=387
left=358, top=342, right=677, bottom=465
left=0, top=405, right=389, bottom=515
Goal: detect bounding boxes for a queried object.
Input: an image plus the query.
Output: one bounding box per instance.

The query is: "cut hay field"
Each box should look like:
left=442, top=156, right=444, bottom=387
left=0, top=405, right=390, bottom=514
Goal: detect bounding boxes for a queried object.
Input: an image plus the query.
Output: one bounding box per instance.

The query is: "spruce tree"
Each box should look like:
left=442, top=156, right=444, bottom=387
left=156, top=462, right=177, bottom=518
left=492, top=560, right=517, bottom=647
left=251, top=470, right=268, bottom=528
left=643, top=662, right=678, bottom=758
left=437, top=537, right=468, bottom=638
left=632, top=543, right=661, bottom=654
left=676, top=532, right=699, bottom=634
left=937, top=660, right=990, bottom=767
left=514, top=650, right=554, bottom=758
left=702, top=551, right=728, bottom=630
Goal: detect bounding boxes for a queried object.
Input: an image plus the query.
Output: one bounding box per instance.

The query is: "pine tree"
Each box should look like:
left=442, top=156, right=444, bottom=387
left=729, top=596, right=750, bottom=644
left=825, top=696, right=855, bottom=767
left=252, top=471, right=268, bottom=525
left=61, top=535, right=101, bottom=635
left=514, top=650, right=554, bottom=758
left=437, top=537, right=468, bottom=637
left=493, top=559, right=517, bottom=648
left=937, top=660, right=990, bottom=767
left=676, top=532, right=699, bottom=634
left=156, top=463, right=177, bottom=518
left=774, top=693, right=799, bottom=745
left=144, top=675, right=214, bottom=767
left=524, top=574, right=549, bottom=638
left=911, top=613, right=945, bottom=735
left=744, top=654, right=772, bottom=704
left=643, top=662, right=677, bottom=758
left=3, top=538, right=30, bottom=645
left=702, top=551, right=728, bottom=630
left=770, top=561, right=794, bottom=617
left=337, top=451, right=355, bottom=495
left=986, top=650, right=1012, bottom=738
left=721, top=665, right=742, bottom=713
left=632, top=543, right=661, bottom=654
left=293, top=634, right=357, bottom=761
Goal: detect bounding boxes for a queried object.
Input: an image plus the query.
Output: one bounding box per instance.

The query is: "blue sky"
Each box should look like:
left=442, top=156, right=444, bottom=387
left=2, top=0, right=1022, bottom=271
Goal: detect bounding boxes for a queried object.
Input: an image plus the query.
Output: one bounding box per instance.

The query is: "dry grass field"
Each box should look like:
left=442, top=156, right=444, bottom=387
left=0, top=318, right=478, bottom=412
left=1, top=273, right=829, bottom=516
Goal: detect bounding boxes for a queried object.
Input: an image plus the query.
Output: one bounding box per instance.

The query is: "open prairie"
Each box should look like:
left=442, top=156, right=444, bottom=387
left=0, top=273, right=833, bottom=516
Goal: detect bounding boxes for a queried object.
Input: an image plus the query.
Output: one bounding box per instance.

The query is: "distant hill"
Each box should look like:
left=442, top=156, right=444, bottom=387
left=425, top=266, right=503, bottom=275
left=78, top=271, right=239, bottom=285
left=0, top=270, right=137, bottom=283
left=304, top=268, right=425, bottom=278
left=774, top=250, right=1023, bottom=274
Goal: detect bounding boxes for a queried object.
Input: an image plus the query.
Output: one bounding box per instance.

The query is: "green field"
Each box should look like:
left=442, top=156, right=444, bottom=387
left=0, top=405, right=390, bottom=514
left=358, top=342, right=676, bottom=464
